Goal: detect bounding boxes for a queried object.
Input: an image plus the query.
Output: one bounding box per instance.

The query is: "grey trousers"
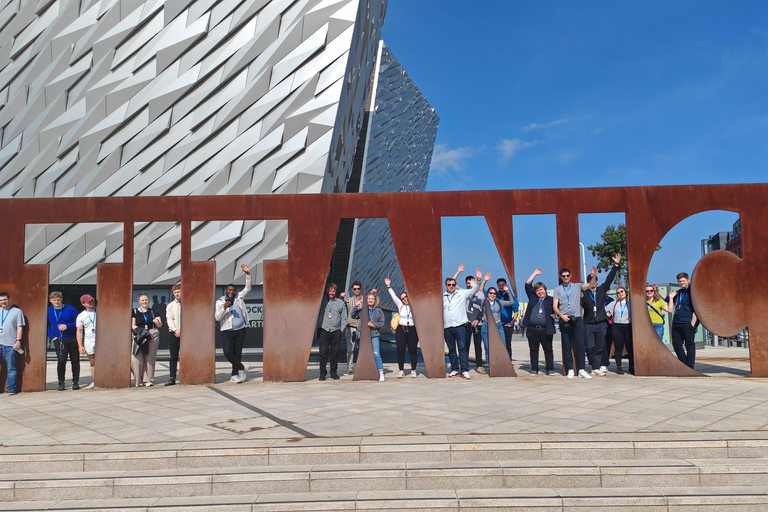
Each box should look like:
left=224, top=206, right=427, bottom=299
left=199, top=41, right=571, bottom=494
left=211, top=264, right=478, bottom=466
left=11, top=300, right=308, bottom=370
left=345, top=325, right=358, bottom=371
left=131, top=328, right=159, bottom=386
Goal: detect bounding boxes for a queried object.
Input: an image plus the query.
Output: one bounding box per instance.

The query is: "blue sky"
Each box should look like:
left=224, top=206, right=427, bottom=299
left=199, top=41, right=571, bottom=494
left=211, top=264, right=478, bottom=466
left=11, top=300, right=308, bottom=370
left=380, top=0, right=764, bottom=296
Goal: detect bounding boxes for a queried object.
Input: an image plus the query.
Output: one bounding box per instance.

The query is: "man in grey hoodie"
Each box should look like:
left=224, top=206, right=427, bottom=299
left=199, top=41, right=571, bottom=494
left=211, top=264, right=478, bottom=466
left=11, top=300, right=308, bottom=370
left=318, top=283, right=348, bottom=381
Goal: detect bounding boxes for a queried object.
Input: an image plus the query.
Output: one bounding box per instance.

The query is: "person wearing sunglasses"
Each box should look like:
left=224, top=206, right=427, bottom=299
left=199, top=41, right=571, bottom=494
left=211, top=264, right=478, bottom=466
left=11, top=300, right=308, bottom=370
left=481, top=286, right=518, bottom=371
left=443, top=266, right=491, bottom=379
left=342, top=281, right=364, bottom=375
left=552, top=267, right=592, bottom=379
left=607, top=287, right=633, bottom=375
left=645, top=284, right=667, bottom=340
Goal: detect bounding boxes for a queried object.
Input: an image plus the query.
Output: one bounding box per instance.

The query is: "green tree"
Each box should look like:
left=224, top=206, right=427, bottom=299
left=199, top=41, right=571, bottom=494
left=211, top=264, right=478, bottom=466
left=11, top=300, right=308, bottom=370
left=587, top=224, right=660, bottom=289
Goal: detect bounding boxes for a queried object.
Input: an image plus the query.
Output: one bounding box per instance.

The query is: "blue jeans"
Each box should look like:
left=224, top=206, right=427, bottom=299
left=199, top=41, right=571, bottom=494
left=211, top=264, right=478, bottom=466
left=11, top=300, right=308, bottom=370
left=653, top=323, right=664, bottom=340
left=444, top=325, right=468, bottom=373
left=559, top=316, right=586, bottom=372
left=1, top=345, right=17, bottom=391
left=371, top=336, right=383, bottom=372
left=481, top=321, right=506, bottom=365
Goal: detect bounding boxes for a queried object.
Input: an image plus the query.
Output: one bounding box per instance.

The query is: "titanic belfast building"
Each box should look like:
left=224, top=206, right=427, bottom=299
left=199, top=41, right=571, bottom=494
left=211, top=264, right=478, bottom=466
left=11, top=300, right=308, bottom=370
left=0, top=0, right=439, bottom=326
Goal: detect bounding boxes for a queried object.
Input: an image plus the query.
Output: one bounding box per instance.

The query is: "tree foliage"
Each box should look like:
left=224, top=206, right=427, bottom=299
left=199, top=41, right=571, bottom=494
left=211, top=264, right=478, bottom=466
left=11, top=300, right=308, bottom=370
left=587, top=224, right=661, bottom=289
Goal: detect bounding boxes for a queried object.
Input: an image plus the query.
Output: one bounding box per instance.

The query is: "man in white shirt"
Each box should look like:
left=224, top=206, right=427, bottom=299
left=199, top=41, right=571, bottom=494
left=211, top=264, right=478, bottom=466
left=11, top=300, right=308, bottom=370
left=443, top=267, right=490, bottom=379
left=76, top=294, right=97, bottom=389
left=215, top=264, right=251, bottom=383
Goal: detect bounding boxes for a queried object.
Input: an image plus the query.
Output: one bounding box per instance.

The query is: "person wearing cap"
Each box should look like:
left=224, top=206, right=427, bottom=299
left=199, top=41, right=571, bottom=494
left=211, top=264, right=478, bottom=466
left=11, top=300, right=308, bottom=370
left=47, top=291, right=81, bottom=391
left=165, top=284, right=181, bottom=386
left=76, top=294, right=97, bottom=389
left=0, top=292, right=25, bottom=396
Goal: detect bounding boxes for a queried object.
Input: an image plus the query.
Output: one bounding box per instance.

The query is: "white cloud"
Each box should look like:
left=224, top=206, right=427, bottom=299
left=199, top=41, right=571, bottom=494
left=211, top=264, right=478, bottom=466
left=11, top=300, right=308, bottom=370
left=522, top=117, right=582, bottom=132
left=430, top=143, right=473, bottom=176
left=496, top=138, right=538, bottom=163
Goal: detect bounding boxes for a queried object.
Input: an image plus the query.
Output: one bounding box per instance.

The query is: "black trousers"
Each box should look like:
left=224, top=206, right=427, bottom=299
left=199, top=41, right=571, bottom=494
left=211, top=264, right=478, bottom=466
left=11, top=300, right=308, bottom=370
left=465, top=323, right=484, bottom=366
left=319, top=328, right=342, bottom=376
left=396, top=325, right=419, bottom=371
left=601, top=323, right=613, bottom=367
left=503, top=324, right=514, bottom=358
left=221, top=328, right=246, bottom=375
left=671, top=323, right=696, bottom=369
left=611, top=323, right=634, bottom=371
left=54, top=337, right=80, bottom=384
left=526, top=325, right=554, bottom=373
left=168, top=333, right=180, bottom=379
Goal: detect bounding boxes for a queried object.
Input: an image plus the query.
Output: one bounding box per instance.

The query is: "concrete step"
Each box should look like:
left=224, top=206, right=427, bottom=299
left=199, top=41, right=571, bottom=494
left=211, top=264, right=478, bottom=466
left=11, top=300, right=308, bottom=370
left=3, top=486, right=768, bottom=511
left=2, top=459, right=768, bottom=501
left=1, top=434, right=768, bottom=473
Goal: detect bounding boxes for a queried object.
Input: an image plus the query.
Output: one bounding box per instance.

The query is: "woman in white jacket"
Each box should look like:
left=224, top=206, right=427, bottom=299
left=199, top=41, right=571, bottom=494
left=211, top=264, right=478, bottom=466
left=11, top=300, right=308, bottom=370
left=385, top=277, right=418, bottom=378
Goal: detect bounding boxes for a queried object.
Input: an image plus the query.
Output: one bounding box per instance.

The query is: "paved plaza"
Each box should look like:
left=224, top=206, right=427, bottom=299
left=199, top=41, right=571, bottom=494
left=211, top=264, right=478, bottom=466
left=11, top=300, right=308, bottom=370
left=0, top=337, right=761, bottom=446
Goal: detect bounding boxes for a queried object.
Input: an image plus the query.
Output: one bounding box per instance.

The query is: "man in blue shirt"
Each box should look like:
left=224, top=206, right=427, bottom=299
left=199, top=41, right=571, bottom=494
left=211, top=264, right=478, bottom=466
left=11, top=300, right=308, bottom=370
left=47, top=291, right=81, bottom=391
left=668, top=272, right=697, bottom=369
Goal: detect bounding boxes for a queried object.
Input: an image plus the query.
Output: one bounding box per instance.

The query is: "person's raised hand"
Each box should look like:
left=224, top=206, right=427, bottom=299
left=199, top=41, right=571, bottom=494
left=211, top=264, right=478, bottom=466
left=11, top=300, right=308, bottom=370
left=612, top=253, right=622, bottom=265
left=457, top=264, right=465, bottom=274
left=534, top=268, right=542, bottom=276
left=384, top=277, right=391, bottom=287
left=484, top=272, right=492, bottom=282
left=241, top=263, right=251, bottom=275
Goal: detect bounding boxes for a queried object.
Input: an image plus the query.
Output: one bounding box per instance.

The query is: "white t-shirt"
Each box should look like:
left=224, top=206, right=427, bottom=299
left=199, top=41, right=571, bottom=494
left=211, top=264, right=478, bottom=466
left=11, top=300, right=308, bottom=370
left=76, top=310, right=96, bottom=355
left=0, top=307, right=25, bottom=347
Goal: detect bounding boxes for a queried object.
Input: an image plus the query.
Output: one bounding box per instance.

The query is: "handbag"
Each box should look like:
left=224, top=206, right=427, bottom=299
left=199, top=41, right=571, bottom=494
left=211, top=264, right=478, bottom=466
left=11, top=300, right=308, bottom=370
left=390, top=313, right=400, bottom=331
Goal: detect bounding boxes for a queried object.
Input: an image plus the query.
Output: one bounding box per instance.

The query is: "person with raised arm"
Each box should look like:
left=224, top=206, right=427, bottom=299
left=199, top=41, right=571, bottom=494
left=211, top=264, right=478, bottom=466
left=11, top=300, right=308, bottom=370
left=464, top=274, right=486, bottom=374
left=552, top=268, right=592, bottom=379
left=386, top=277, right=419, bottom=378
left=341, top=281, right=363, bottom=375
left=215, top=264, right=252, bottom=383
left=521, top=269, right=556, bottom=375
left=481, top=285, right=518, bottom=367
left=581, top=253, right=622, bottom=376
left=443, top=266, right=491, bottom=380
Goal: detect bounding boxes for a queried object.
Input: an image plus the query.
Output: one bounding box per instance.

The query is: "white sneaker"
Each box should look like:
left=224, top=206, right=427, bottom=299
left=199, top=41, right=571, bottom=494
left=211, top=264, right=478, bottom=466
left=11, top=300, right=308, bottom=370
left=567, top=370, right=574, bottom=379
left=230, top=375, right=239, bottom=383
left=379, top=373, right=385, bottom=382
left=599, top=366, right=608, bottom=376
left=410, top=370, right=417, bottom=378
left=461, top=371, right=470, bottom=380
left=238, top=365, right=249, bottom=383
left=397, top=371, right=404, bottom=378
left=86, top=382, right=94, bottom=389
left=578, top=369, right=593, bottom=379
left=144, top=382, right=154, bottom=387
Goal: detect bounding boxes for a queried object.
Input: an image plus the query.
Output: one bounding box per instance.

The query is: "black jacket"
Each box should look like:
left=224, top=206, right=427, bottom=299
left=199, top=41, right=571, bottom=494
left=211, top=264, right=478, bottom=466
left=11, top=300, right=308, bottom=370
left=581, top=265, right=619, bottom=324
left=522, top=282, right=556, bottom=335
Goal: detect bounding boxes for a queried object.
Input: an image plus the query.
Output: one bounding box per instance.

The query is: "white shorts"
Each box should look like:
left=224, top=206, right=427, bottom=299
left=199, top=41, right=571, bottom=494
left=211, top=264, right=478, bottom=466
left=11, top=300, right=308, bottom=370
left=84, top=339, right=95, bottom=355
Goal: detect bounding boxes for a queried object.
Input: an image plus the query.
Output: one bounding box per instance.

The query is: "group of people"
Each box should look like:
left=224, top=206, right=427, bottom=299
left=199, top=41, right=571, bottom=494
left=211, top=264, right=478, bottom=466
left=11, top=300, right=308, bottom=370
left=316, top=256, right=698, bottom=382
left=0, top=260, right=698, bottom=393
left=0, top=264, right=254, bottom=393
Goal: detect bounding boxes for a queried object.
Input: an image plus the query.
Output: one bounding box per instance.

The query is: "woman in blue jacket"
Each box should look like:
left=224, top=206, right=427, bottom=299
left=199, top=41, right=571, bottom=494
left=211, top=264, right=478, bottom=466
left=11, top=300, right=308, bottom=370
left=522, top=268, right=557, bottom=375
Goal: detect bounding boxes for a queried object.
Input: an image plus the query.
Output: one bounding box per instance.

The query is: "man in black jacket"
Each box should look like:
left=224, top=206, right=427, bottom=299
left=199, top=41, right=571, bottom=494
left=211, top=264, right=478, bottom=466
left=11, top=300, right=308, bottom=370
left=581, top=253, right=622, bottom=376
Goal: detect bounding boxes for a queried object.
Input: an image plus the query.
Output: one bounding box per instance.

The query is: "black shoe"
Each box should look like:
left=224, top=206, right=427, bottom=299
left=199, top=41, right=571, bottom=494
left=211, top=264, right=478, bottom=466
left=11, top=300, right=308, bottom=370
left=72, top=382, right=80, bottom=390
left=330, top=373, right=340, bottom=380
left=165, top=378, right=176, bottom=386
left=628, top=368, right=635, bottom=375
left=57, top=382, right=65, bottom=391
left=616, top=367, right=625, bottom=375
left=319, top=374, right=326, bottom=381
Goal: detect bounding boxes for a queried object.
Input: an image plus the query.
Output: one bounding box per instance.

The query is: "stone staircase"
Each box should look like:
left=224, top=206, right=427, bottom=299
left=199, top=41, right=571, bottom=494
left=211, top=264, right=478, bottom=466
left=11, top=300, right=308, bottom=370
left=2, top=434, right=768, bottom=510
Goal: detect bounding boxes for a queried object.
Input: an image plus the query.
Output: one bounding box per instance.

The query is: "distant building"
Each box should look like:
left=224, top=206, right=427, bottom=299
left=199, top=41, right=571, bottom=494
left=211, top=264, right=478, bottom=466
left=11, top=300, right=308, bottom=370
left=701, top=231, right=730, bottom=256
left=725, top=219, right=742, bottom=258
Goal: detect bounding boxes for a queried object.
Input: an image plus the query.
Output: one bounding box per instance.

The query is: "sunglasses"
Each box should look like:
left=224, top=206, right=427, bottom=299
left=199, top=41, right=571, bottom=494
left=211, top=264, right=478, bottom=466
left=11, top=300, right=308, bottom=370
left=561, top=274, right=570, bottom=278
left=352, top=287, right=361, bottom=290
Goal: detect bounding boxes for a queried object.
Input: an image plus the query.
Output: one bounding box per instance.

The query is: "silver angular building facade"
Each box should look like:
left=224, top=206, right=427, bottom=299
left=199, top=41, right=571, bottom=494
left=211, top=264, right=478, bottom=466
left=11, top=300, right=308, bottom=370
left=1, top=0, right=436, bottom=289
left=343, top=41, right=439, bottom=309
